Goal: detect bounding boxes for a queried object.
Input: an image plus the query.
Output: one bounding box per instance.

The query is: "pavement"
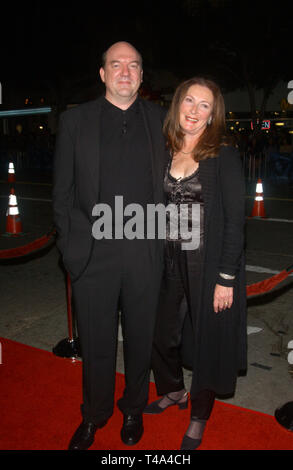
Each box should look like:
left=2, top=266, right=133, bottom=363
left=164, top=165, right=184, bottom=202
left=0, top=169, right=293, bottom=422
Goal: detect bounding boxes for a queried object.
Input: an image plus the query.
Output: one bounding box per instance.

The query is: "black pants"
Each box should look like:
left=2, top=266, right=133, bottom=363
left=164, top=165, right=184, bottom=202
left=151, top=241, right=215, bottom=420
left=72, top=238, right=162, bottom=425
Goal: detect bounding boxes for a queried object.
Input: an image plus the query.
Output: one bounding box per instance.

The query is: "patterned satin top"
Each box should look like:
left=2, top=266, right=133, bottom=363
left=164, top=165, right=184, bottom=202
left=164, top=160, right=204, bottom=248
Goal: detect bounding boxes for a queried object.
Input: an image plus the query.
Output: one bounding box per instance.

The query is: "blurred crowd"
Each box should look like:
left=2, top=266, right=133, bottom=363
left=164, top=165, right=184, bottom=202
left=0, top=131, right=55, bottom=173
left=0, top=127, right=292, bottom=182
left=231, top=130, right=293, bottom=183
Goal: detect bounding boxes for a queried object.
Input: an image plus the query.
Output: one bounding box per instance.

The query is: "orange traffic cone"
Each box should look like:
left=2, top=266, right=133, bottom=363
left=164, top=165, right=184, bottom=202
left=250, top=178, right=266, bottom=218
left=8, top=162, right=16, bottom=183
left=5, top=188, right=23, bottom=236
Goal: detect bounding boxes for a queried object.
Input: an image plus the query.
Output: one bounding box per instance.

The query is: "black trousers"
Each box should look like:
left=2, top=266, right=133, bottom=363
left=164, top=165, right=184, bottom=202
left=72, top=238, right=162, bottom=425
left=151, top=241, right=215, bottom=420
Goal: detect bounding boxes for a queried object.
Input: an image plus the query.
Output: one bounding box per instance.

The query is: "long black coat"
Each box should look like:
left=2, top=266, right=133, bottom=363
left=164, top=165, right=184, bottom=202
left=180, top=145, right=247, bottom=397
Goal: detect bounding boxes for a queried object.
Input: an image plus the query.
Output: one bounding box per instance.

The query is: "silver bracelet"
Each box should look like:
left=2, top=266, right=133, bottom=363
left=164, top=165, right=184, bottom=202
left=219, top=272, right=235, bottom=280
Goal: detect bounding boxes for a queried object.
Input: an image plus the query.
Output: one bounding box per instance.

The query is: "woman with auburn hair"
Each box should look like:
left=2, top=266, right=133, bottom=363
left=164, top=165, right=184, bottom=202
left=144, top=77, right=247, bottom=450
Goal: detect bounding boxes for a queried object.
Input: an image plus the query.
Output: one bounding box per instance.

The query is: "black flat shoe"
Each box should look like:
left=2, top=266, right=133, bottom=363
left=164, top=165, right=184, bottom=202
left=68, top=420, right=107, bottom=450
left=144, top=392, right=188, bottom=414
left=180, top=418, right=206, bottom=450
left=180, top=434, right=202, bottom=450
left=121, top=414, right=144, bottom=445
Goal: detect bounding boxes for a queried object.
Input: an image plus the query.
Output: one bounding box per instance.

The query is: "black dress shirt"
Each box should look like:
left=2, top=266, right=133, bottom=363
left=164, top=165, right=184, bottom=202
left=99, top=96, right=154, bottom=217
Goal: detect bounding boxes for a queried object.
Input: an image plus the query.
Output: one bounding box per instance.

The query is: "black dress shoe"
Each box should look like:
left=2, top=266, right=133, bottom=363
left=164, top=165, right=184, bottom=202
left=121, top=414, right=144, bottom=446
left=68, top=420, right=107, bottom=450
left=144, top=392, right=188, bottom=414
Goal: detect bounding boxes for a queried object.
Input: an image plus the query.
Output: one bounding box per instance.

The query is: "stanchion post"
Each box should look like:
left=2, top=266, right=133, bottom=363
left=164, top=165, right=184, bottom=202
left=275, top=402, right=293, bottom=431
left=274, top=336, right=293, bottom=431
left=66, top=273, right=74, bottom=341
left=52, top=273, right=81, bottom=360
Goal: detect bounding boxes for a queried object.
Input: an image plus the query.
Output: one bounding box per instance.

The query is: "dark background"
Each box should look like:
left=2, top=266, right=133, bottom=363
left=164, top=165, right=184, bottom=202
left=1, top=0, right=291, bottom=108
left=0, top=0, right=292, bottom=176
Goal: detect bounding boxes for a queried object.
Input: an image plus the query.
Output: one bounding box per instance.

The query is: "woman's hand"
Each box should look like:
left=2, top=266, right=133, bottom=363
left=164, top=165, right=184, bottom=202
left=213, top=284, right=233, bottom=313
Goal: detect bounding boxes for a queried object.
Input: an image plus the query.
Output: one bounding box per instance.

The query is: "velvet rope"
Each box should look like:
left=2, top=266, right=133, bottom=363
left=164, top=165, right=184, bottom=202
left=0, top=228, right=56, bottom=259
left=246, top=265, right=293, bottom=297
left=0, top=231, right=292, bottom=298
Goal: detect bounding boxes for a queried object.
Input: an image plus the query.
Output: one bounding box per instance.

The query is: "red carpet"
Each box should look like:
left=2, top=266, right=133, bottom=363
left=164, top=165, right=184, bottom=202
left=0, top=337, right=293, bottom=450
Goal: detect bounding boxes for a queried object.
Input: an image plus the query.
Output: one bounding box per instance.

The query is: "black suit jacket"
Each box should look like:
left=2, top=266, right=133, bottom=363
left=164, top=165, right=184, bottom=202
left=53, top=96, right=168, bottom=282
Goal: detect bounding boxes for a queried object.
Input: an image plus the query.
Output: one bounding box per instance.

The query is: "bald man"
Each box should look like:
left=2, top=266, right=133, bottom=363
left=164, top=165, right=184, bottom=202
left=53, top=42, right=168, bottom=449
